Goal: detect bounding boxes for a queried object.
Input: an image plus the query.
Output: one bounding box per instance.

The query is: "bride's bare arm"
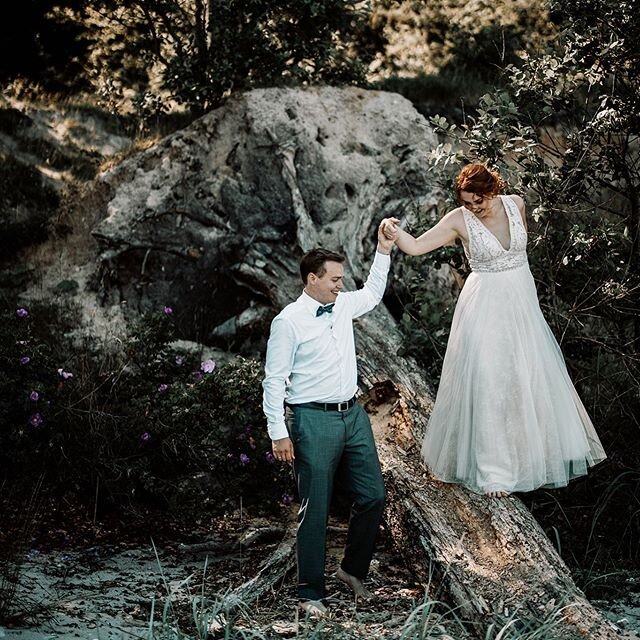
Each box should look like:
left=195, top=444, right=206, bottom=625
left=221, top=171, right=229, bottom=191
left=383, top=210, right=462, bottom=256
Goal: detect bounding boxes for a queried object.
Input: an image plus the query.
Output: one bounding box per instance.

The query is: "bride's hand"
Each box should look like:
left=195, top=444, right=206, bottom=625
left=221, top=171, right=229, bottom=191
left=377, top=218, right=399, bottom=253
left=381, top=217, right=400, bottom=241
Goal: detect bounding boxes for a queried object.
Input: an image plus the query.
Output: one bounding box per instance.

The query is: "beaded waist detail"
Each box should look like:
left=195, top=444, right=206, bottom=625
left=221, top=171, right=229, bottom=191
left=469, top=251, right=528, bottom=273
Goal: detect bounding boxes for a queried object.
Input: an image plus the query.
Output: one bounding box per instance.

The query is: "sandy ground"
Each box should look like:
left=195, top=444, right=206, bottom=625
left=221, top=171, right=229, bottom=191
left=2, top=523, right=640, bottom=640
left=597, top=592, right=640, bottom=640
left=1, top=544, right=195, bottom=640
left=0, top=518, right=432, bottom=640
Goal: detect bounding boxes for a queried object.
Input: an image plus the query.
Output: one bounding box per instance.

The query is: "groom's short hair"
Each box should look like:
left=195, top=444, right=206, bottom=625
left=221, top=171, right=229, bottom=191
left=300, top=248, right=346, bottom=284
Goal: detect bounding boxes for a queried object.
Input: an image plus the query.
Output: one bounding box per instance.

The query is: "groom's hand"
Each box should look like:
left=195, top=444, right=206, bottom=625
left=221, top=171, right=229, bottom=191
left=272, top=437, right=295, bottom=463
left=377, top=217, right=400, bottom=253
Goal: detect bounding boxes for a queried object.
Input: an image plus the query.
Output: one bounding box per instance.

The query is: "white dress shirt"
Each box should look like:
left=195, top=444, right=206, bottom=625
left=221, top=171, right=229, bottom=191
left=262, top=251, right=391, bottom=440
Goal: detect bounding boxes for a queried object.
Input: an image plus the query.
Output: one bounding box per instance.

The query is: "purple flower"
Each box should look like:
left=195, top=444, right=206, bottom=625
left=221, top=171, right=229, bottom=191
left=16, top=308, right=29, bottom=318
left=163, top=306, right=173, bottom=315
left=29, top=391, right=39, bottom=402
left=265, top=452, right=276, bottom=464
left=193, top=371, right=203, bottom=382
left=20, top=356, right=31, bottom=365
left=239, top=453, right=250, bottom=465
left=157, top=383, right=169, bottom=393
left=140, top=432, right=151, bottom=442
left=29, top=413, right=43, bottom=428
left=281, top=493, right=294, bottom=506
left=175, top=356, right=183, bottom=366
left=201, top=359, right=216, bottom=374
left=57, top=368, right=73, bottom=380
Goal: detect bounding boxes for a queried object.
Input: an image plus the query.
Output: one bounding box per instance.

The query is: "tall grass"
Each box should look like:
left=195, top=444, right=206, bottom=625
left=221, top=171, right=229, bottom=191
left=398, top=597, right=465, bottom=639
left=0, top=475, right=48, bottom=625
left=143, top=551, right=597, bottom=640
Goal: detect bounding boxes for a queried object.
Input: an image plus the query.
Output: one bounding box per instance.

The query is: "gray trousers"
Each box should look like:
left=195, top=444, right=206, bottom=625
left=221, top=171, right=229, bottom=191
left=286, top=401, right=385, bottom=601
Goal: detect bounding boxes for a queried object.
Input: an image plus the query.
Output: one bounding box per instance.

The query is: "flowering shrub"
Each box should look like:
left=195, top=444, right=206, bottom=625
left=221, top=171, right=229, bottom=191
left=0, top=302, right=75, bottom=474
left=125, top=327, right=293, bottom=515
left=0, top=299, right=292, bottom=517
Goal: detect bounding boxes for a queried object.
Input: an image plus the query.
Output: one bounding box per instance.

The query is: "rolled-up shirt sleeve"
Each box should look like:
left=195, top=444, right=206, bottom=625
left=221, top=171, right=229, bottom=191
left=342, top=250, right=391, bottom=319
left=262, top=316, right=296, bottom=441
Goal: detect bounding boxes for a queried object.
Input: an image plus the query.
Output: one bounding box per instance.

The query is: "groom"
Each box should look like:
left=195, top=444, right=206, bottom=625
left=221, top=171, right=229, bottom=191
left=262, top=222, right=395, bottom=615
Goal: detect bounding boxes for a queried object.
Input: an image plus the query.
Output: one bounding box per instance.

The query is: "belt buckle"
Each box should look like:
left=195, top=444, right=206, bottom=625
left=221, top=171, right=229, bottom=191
left=337, top=400, right=349, bottom=412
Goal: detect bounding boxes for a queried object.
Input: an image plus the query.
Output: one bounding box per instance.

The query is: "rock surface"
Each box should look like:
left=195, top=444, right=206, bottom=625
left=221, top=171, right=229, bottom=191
left=0, top=94, right=133, bottom=331
left=88, top=86, right=442, bottom=348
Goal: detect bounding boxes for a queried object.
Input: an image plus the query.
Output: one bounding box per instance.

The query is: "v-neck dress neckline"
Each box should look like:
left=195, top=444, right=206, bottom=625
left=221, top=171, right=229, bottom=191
left=463, top=195, right=512, bottom=252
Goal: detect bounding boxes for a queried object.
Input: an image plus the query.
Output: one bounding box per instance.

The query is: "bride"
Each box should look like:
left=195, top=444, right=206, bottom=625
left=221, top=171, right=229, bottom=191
left=382, top=163, right=606, bottom=497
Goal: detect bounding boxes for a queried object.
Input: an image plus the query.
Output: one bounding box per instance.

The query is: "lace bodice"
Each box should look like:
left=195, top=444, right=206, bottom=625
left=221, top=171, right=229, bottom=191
left=462, top=195, right=528, bottom=272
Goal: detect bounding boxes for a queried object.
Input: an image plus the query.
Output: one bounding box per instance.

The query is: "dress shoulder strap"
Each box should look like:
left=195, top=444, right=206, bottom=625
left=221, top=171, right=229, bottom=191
left=501, top=194, right=517, bottom=216
left=501, top=195, right=528, bottom=251
left=501, top=195, right=521, bottom=226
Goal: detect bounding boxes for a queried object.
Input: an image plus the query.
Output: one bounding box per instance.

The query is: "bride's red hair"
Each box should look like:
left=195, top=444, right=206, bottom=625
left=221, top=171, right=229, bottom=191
left=454, top=164, right=506, bottom=202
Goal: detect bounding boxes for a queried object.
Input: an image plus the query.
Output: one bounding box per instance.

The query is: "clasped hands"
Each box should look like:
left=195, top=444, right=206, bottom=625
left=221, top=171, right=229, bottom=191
left=378, top=217, right=401, bottom=249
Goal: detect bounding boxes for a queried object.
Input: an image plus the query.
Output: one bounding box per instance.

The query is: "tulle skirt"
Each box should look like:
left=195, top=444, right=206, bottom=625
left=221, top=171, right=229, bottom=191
left=421, top=263, right=606, bottom=493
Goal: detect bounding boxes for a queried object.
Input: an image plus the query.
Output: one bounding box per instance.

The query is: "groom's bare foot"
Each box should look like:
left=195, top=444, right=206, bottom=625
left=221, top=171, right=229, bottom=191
left=298, top=599, right=327, bottom=617
left=335, top=567, right=374, bottom=601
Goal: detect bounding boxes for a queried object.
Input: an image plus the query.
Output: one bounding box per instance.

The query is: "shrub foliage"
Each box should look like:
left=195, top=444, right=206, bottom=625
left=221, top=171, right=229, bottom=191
left=0, top=300, right=292, bottom=517
left=60, top=0, right=372, bottom=118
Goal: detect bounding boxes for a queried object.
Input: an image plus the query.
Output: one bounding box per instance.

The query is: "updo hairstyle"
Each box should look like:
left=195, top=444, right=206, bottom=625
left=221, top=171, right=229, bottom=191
left=454, top=164, right=506, bottom=203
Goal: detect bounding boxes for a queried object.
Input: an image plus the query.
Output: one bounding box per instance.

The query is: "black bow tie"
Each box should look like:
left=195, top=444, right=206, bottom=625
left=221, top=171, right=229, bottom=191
left=316, top=303, right=335, bottom=317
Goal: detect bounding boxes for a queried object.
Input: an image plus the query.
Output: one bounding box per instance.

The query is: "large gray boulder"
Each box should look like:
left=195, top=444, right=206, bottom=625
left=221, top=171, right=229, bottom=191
left=90, top=86, right=441, bottom=350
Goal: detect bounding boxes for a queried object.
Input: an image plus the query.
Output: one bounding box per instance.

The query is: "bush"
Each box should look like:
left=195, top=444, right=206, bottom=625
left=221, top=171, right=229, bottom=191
left=0, top=299, right=292, bottom=518
left=367, top=0, right=557, bottom=81
left=56, top=0, right=373, bottom=118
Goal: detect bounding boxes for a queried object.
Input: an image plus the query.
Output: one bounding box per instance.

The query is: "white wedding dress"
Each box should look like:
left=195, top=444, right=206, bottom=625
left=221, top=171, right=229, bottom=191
left=421, top=195, right=606, bottom=493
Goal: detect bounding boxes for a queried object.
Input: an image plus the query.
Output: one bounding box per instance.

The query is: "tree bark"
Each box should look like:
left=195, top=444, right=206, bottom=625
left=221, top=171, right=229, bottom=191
left=220, top=524, right=296, bottom=611
left=354, top=313, right=620, bottom=639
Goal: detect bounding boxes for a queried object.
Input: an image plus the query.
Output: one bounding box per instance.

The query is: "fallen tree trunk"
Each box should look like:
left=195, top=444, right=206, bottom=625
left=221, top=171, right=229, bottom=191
left=177, top=526, right=286, bottom=556
left=355, top=316, right=620, bottom=639
left=219, top=513, right=297, bottom=612
left=227, top=528, right=296, bottom=607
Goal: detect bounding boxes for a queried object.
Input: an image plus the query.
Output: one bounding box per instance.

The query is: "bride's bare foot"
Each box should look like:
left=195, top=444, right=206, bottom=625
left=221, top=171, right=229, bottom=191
left=335, top=567, right=374, bottom=601
left=486, top=490, right=510, bottom=498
